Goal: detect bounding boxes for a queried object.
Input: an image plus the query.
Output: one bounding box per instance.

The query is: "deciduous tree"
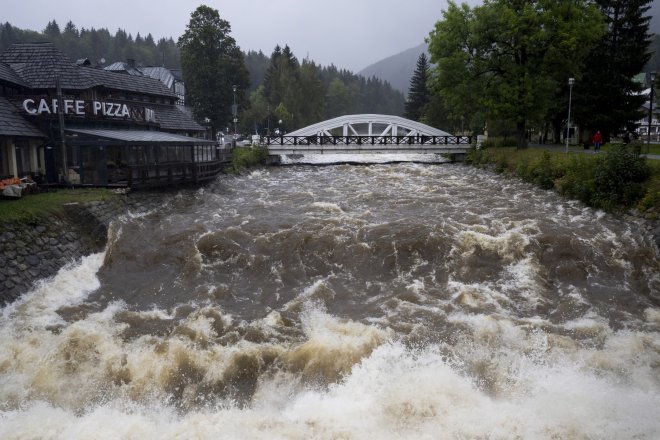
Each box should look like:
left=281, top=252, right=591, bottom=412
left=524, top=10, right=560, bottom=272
left=428, top=0, right=604, bottom=148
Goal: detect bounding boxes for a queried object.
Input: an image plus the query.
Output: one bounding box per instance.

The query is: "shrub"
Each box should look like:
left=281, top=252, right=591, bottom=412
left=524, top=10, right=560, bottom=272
left=555, top=155, right=595, bottom=205
left=227, top=146, right=269, bottom=173
left=529, top=151, right=557, bottom=189
left=480, top=137, right=517, bottom=149
left=590, top=145, right=650, bottom=210
left=465, top=146, right=487, bottom=166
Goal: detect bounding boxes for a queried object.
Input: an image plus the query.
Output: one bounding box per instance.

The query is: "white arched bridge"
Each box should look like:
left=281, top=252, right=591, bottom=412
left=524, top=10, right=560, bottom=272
left=263, top=114, right=472, bottom=158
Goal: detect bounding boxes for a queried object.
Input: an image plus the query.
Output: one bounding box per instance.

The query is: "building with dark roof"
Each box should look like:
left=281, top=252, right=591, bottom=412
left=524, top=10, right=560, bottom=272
left=0, top=97, right=45, bottom=179
left=0, top=42, right=225, bottom=188
left=104, top=61, right=186, bottom=105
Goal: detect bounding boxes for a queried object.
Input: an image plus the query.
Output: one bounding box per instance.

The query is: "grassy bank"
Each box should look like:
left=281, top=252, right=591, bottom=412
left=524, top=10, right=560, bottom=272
left=466, top=145, right=659, bottom=218
left=0, top=188, right=118, bottom=223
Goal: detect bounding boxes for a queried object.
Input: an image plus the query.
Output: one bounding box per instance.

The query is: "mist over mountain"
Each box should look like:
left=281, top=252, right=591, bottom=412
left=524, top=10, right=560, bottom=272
left=358, top=43, right=428, bottom=95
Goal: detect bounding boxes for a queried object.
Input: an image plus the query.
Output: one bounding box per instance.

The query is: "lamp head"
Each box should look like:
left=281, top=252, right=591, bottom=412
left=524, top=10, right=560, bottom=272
left=651, top=72, right=656, bottom=84
left=568, top=78, right=575, bottom=86
left=232, top=85, right=237, bottom=92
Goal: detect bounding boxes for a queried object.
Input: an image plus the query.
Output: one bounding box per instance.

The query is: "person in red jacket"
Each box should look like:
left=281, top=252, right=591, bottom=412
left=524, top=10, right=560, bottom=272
left=592, top=131, right=603, bottom=152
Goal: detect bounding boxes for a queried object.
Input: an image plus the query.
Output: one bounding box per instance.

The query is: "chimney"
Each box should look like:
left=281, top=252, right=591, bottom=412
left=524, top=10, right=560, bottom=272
left=127, top=58, right=136, bottom=68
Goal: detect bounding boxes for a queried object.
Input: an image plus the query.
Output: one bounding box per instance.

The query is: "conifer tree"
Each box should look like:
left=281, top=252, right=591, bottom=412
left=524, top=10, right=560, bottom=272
left=178, top=5, right=249, bottom=136
left=573, top=0, right=652, bottom=141
left=43, top=20, right=61, bottom=39
left=405, top=53, right=430, bottom=121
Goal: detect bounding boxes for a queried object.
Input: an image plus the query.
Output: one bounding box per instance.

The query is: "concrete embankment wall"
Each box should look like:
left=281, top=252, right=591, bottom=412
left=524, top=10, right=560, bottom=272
left=0, top=193, right=165, bottom=305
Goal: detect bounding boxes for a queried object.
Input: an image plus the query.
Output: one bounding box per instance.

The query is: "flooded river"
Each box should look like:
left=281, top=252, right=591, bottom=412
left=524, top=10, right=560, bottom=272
left=1, top=163, right=659, bottom=438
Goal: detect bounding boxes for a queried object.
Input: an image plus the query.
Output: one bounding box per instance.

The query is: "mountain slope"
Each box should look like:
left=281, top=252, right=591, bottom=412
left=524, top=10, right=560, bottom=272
left=358, top=43, right=428, bottom=95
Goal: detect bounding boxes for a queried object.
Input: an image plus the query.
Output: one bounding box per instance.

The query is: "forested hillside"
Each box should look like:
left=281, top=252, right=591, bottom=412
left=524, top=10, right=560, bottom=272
left=0, top=20, right=405, bottom=133
left=240, top=46, right=404, bottom=133
left=359, top=43, right=429, bottom=94
left=0, top=21, right=180, bottom=68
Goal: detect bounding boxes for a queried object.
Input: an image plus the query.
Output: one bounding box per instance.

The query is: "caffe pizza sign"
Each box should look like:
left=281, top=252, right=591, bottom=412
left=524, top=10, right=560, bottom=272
left=22, top=98, right=131, bottom=118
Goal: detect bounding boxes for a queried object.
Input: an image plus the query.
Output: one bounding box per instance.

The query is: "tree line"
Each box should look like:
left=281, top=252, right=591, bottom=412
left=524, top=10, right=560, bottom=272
left=404, top=0, right=654, bottom=149
left=0, top=21, right=180, bottom=68
left=238, top=46, right=404, bottom=135
left=1, top=12, right=405, bottom=138
left=177, top=6, right=404, bottom=137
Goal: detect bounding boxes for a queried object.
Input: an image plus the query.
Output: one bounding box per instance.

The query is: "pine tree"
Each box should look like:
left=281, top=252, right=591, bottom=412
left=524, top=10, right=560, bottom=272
left=63, top=21, right=78, bottom=37
left=263, top=45, right=303, bottom=127
left=178, top=5, right=249, bottom=135
left=573, top=0, right=652, bottom=142
left=43, top=20, right=61, bottom=39
left=405, top=53, right=430, bottom=121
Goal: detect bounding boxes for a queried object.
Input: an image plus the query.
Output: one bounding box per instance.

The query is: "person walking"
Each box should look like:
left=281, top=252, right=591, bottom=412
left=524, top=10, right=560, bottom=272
left=592, top=130, right=603, bottom=152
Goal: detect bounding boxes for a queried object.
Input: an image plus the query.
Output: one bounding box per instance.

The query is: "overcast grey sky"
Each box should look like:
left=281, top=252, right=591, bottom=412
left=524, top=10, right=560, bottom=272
left=3, top=0, right=483, bottom=72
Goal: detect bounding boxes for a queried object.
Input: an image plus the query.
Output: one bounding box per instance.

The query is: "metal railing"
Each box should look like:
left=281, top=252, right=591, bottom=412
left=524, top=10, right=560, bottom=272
left=264, top=135, right=472, bottom=146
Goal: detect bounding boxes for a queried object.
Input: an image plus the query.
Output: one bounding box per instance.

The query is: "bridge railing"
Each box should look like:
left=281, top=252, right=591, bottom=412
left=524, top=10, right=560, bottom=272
left=264, top=135, right=472, bottom=146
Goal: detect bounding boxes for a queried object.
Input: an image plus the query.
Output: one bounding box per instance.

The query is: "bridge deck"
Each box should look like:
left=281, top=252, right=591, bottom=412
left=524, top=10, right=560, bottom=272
left=268, top=145, right=470, bottom=154
left=265, top=135, right=472, bottom=155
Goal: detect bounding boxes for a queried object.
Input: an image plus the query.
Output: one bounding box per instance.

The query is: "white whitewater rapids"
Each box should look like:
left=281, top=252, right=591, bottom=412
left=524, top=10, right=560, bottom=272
left=0, top=164, right=658, bottom=439
left=278, top=153, right=452, bottom=165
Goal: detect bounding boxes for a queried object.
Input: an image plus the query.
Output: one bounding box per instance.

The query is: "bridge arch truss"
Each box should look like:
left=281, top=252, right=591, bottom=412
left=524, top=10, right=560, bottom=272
left=286, top=114, right=452, bottom=139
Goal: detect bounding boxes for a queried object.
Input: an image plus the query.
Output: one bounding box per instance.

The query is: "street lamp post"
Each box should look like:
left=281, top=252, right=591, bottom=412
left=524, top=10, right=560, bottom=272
left=565, top=77, right=575, bottom=154
left=647, top=72, right=656, bottom=155
left=232, top=85, right=238, bottom=141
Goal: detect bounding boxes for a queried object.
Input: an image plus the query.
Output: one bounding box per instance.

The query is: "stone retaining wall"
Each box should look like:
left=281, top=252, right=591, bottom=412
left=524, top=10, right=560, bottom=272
left=0, top=192, right=166, bottom=305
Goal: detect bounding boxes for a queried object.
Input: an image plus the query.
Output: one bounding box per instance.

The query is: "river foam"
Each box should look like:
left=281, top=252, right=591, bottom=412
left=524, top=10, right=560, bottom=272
left=1, top=164, right=658, bottom=439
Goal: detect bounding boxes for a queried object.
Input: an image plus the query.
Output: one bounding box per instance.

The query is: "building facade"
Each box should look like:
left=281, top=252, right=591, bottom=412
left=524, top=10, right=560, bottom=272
left=0, top=42, right=225, bottom=188
left=635, top=101, right=660, bottom=142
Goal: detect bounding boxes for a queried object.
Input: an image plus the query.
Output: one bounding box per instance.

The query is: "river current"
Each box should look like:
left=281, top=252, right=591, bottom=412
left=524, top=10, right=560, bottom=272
left=1, top=163, right=659, bottom=439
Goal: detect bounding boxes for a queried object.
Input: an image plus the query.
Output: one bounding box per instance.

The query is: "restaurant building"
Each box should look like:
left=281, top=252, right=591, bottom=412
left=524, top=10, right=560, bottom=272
left=0, top=42, right=227, bottom=188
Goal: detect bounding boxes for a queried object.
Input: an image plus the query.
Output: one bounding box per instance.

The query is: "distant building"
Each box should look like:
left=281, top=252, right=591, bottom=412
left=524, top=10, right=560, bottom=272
left=0, top=42, right=225, bottom=188
left=104, top=60, right=185, bottom=106
left=634, top=73, right=659, bottom=141
left=636, top=100, right=660, bottom=141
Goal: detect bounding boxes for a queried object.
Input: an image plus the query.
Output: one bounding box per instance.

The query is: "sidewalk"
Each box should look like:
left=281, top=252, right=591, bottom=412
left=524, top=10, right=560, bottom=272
left=528, top=143, right=660, bottom=160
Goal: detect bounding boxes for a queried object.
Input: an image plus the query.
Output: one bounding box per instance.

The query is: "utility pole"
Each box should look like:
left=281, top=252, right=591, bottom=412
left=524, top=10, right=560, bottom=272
left=232, top=84, right=237, bottom=142
left=56, top=74, right=68, bottom=180
left=565, top=78, right=575, bottom=154
left=647, top=72, right=656, bottom=155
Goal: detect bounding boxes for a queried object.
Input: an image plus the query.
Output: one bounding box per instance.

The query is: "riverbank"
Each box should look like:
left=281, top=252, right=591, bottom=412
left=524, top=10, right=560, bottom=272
left=465, top=145, right=660, bottom=249
left=0, top=190, right=167, bottom=305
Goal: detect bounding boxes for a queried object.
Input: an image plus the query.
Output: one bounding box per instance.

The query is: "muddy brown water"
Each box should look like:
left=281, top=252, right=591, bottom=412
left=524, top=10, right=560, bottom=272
left=1, top=164, right=658, bottom=438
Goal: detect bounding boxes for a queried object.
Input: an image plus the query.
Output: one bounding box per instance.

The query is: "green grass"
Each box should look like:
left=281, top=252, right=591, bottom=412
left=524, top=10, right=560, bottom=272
left=0, top=188, right=117, bottom=223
